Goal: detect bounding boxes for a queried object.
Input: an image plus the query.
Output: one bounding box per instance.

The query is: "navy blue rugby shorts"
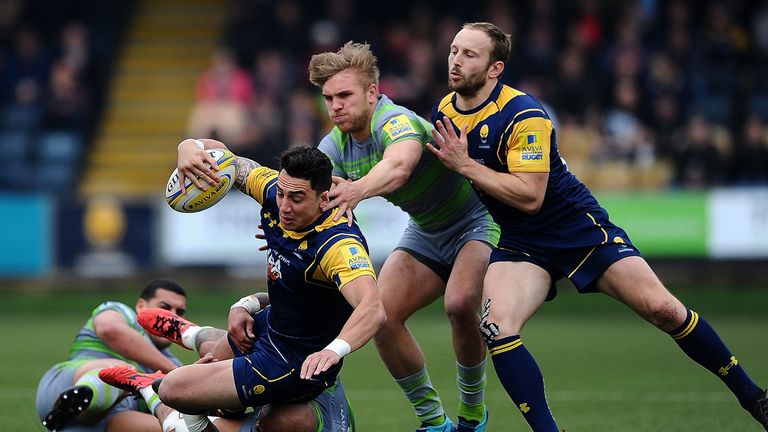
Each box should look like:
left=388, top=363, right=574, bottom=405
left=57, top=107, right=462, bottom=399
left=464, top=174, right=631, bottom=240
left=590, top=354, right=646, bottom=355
left=228, top=308, right=339, bottom=406
left=491, top=210, right=642, bottom=297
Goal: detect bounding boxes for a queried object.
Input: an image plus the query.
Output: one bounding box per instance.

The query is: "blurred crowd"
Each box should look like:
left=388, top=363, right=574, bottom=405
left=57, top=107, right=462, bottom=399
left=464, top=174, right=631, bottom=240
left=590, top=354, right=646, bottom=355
left=200, top=0, right=768, bottom=189
left=0, top=0, right=130, bottom=192
left=2, top=0, right=767, bottom=194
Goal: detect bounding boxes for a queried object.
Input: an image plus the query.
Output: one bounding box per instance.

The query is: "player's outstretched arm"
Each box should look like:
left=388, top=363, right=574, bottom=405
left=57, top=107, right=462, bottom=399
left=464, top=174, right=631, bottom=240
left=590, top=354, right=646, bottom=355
left=300, top=275, right=385, bottom=379
left=94, top=310, right=178, bottom=373
left=324, top=139, right=422, bottom=220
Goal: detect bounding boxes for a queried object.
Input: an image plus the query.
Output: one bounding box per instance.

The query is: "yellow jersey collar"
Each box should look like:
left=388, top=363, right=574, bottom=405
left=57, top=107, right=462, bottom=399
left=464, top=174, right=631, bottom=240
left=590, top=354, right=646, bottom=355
left=280, top=208, right=350, bottom=239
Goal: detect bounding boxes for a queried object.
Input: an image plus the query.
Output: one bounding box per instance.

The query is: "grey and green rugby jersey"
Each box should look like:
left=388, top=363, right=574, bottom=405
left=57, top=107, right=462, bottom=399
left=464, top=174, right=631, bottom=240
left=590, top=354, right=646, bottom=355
left=318, top=95, right=482, bottom=231
left=66, top=301, right=180, bottom=372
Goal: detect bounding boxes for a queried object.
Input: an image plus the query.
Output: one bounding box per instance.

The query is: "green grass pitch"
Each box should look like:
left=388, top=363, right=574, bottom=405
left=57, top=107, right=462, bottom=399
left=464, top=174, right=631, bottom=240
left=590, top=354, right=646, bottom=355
left=2, top=285, right=767, bottom=431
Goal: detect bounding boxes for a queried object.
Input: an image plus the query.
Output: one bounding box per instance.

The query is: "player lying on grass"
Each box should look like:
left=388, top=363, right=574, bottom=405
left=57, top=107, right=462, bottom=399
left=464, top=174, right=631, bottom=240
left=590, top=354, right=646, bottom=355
left=118, top=143, right=384, bottom=432
left=100, top=301, right=356, bottom=432
left=35, top=279, right=188, bottom=431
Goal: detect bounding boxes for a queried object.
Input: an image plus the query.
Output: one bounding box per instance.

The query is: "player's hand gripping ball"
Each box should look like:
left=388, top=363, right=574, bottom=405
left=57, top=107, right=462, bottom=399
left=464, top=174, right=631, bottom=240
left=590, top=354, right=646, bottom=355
left=165, top=148, right=237, bottom=213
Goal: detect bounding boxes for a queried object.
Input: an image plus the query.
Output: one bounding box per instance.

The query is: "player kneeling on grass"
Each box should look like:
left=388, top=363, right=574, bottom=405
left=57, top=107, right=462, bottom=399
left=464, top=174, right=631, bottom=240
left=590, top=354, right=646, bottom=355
left=35, top=279, right=187, bottom=431
left=100, top=300, right=357, bottom=432
left=104, top=142, right=384, bottom=432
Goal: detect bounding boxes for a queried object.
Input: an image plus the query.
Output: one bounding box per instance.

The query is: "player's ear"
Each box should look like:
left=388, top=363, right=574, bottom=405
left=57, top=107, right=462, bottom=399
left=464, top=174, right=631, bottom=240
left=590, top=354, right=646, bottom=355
left=367, top=82, right=378, bottom=103
left=136, top=298, right=147, bottom=312
left=488, top=60, right=504, bottom=80
left=319, top=190, right=329, bottom=205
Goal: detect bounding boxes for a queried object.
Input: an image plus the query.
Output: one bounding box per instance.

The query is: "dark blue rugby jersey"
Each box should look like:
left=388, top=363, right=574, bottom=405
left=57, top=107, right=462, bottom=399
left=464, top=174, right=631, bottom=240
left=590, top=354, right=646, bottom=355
left=244, top=167, right=376, bottom=354
left=432, top=82, right=605, bottom=244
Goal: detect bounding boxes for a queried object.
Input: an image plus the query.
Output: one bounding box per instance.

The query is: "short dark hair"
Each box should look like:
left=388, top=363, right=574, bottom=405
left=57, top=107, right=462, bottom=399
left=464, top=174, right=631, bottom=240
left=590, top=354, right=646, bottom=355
left=463, top=22, right=512, bottom=65
left=279, top=146, right=333, bottom=194
left=140, top=279, right=186, bottom=300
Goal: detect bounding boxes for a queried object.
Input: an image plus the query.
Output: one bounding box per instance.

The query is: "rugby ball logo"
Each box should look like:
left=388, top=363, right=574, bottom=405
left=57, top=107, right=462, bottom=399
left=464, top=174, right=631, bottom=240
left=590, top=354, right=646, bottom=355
left=165, top=149, right=237, bottom=213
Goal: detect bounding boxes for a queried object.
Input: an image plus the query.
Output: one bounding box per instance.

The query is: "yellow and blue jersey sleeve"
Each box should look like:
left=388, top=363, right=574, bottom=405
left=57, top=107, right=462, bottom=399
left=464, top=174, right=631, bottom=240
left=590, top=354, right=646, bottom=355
left=505, top=116, right=552, bottom=173
left=318, top=237, right=376, bottom=290
left=245, top=167, right=278, bottom=204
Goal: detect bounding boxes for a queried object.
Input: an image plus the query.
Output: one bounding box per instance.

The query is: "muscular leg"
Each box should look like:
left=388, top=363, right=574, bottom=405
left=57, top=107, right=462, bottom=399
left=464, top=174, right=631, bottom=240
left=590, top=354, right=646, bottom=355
left=598, top=256, right=765, bottom=414
left=255, top=403, right=318, bottom=432
left=210, top=403, right=318, bottom=432
left=106, top=411, right=163, bottom=432
left=482, top=261, right=559, bottom=431
left=40, top=358, right=133, bottom=430
left=375, top=250, right=446, bottom=377
left=595, top=256, right=686, bottom=331
left=158, top=360, right=243, bottom=413
left=73, top=359, right=131, bottom=420
left=374, top=250, right=448, bottom=427
left=444, top=240, right=490, bottom=367
left=444, top=240, right=491, bottom=424
left=196, top=328, right=228, bottom=357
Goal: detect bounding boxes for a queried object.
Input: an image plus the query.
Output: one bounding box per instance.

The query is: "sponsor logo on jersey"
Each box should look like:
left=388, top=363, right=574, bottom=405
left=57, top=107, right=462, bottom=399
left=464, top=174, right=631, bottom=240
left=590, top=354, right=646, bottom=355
left=479, top=124, right=489, bottom=143
left=341, top=244, right=371, bottom=270
left=383, top=114, right=415, bottom=140
left=267, top=252, right=283, bottom=281
left=263, top=211, right=279, bottom=228
left=520, top=132, right=544, bottom=162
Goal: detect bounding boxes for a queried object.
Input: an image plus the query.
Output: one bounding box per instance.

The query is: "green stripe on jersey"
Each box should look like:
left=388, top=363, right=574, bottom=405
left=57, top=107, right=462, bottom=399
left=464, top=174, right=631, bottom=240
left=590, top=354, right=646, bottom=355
left=331, top=128, right=347, bottom=153
left=412, top=182, right=475, bottom=229
left=337, top=152, right=384, bottom=173
left=387, top=161, right=448, bottom=205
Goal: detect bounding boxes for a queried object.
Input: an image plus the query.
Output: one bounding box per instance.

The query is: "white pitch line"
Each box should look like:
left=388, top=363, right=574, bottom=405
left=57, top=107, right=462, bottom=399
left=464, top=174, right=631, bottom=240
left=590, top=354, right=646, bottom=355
left=343, top=389, right=733, bottom=403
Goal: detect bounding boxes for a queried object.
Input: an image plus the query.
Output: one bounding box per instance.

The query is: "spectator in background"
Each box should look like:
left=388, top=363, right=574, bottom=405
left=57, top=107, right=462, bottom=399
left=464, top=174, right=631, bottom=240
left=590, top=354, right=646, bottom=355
left=285, top=89, right=321, bottom=151
left=601, top=78, right=654, bottom=166
left=57, top=22, right=91, bottom=78
left=552, top=46, right=593, bottom=123
left=672, top=114, right=725, bottom=189
left=1, top=27, right=51, bottom=104
left=644, top=53, right=686, bottom=105
left=648, top=92, right=682, bottom=160
left=568, top=0, right=604, bottom=54
left=187, top=47, right=254, bottom=150
left=754, top=1, right=768, bottom=55
left=2, top=77, right=43, bottom=132
left=237, top=49, right=292, bottom=165
left=731, top=115, right=768, bottom=185
left=41, top=60, right=91, bottom=134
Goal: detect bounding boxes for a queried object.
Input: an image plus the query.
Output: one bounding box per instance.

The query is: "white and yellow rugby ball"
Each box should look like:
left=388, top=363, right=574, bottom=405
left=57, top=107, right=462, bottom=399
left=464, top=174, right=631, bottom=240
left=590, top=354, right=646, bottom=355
left=165, top=148, right=237, bottom=213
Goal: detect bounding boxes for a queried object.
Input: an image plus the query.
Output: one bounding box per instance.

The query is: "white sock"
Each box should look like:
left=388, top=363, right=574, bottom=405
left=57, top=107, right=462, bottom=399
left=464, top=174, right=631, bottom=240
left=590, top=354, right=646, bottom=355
left=75, top=369, right=123, bottom=414
left=181, top=326, right=213, bottom=353
left=162, top=411, right=189, bottom=432
left=139, top=386, right=162, bottom=415
left=183, top=413, right=216, bottom=432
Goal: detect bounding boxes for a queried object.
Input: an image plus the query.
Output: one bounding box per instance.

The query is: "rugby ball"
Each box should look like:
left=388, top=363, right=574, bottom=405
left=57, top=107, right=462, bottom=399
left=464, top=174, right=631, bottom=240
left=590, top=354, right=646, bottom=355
left=165, top=148, right=237, bottom=213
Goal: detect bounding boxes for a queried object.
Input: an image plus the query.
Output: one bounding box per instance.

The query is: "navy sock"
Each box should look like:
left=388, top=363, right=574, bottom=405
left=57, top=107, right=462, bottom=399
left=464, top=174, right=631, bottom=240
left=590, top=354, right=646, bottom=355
left=488, top=336, right=559, bottom=432
left=669, top=309, right=763, bottom=407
